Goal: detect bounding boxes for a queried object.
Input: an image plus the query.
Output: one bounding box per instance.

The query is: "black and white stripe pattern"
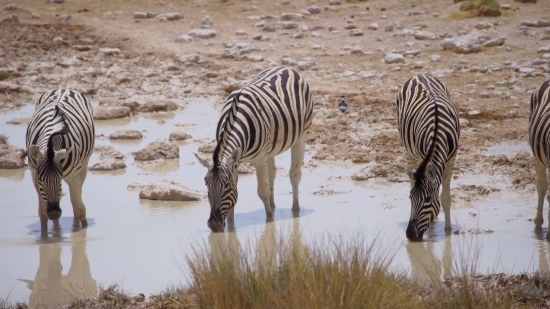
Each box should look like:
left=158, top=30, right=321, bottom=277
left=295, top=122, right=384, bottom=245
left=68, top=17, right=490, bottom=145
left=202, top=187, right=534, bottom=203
left=528, top=80, right=550, bottom=239
left=26, top=89, right=95, bottom=233
left=396, top=75, right=460, bottom=241
left=195, top=66, right=314, bottom=232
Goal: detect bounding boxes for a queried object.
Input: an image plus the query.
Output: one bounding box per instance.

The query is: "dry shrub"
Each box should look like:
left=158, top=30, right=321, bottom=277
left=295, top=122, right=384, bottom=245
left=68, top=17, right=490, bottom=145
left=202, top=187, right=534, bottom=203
left=459, top=0, right=502, bottom=17
left=0, top=135, right=7, bottom=145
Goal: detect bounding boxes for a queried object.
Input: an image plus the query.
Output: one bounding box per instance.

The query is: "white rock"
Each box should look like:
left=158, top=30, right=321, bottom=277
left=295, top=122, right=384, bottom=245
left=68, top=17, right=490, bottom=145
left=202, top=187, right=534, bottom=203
left=329, top=0, right=341, bottom=5
left=109, top=130, right=143, bottom=140
left=479, top=92, right=490, bottom=98
left=139, top=180, right=205, bottom=201
left=367, top=23, right=378, bottom=30
left=297, top=58, right=318, bottom=70
left=521, top=20, right=550, bottom=28
left=414, top=30, right=436, bottom=40
left=0, top=144, right=25, bottom=169
left=169, top=131, right=192, bottom=141
left=99, top=48, right=120, bottom=55
left=537, top=46, right=550, bottom=53
left=89, top=159, right=126, bottom=171
left=188, top=29, right=216, bottom=39
left=431, top=55, right=441, bottom=63
left=175, top=34, right=193, bottom=42
left=133, top=141, right=179, bottom=161
left=134, top=12, right=147, bottom=19
left=385, top=53, right=405, bottom=64
left=281, top=21, right=298, bottom=29
left=349, top=29, right=364, bottom=36
left=93, top=105, right=131, bottom=120
left=307, top=6, right=320, bottom=14
left=474, top=22, right=493, bottom=30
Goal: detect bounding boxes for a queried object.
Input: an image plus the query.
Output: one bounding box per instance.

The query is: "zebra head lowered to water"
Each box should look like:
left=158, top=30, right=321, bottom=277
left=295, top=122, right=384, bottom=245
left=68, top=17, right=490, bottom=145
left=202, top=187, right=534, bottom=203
left=396, top=75, right=460, bottom=241
left=195, top=66, right=314, bottom=232
left=26, top=89, right=95, bottom=235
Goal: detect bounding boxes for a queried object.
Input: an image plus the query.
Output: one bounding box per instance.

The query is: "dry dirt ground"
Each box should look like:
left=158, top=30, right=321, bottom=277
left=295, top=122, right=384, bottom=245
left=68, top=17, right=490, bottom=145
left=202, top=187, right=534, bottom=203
left=1, top=0, right=550, bottom=204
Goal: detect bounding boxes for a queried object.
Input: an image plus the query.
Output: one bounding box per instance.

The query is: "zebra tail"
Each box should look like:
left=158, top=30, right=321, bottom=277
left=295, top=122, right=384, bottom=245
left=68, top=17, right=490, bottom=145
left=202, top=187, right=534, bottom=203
left=46, top=106, right=69, bottom=162
left=213, top=91, right=242, bottom=164
left=413, top=75, right=439, bottom=182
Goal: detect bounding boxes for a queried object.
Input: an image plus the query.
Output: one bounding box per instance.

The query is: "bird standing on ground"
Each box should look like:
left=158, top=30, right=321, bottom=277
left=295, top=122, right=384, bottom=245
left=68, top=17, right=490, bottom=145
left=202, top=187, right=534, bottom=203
left=338, top=96, right=347, bottom=124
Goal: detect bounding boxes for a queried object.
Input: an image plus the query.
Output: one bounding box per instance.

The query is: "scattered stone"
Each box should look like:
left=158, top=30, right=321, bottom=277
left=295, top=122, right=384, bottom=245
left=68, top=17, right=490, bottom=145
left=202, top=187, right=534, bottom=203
left=474, top=22, right=493, bottom=30
left=403, top=50, right=421, bottom=57
left=46, top=0, right=64, bottom=2
left=281, top=21, right=298, bottom=29
left=414, top=30, right=437, bottom=40
left=501, top=4, right=511, bottom=9
left=93, top=105, right=131, bottom=120
left=134, top=12, right=148, bottom=19
left=367, top=23, right=378, bottom=30
left=344, top=23, right=357, bottom=30
left=385, top=53, right=405, bottom=64
left=349, top=29, right=364, bottom=36
left=2, top=4, right=19, bottom=11
left=359, top=71, right=386, bottom=79
left=6, top=118, right=29, bottom=125
left=202, top=15, right=213, bottom=28
left=291, top=33, right=304, bottom=39
left=175, top=34, right=193, bottom=42
left=109, top=130, right=143, bottom=140
left=280, top=13, right=302, bottom=20
left=431, top=54, right=441, bottom=62
left=480, top=92, right=490, bottom=98
left=311, top=44, right=323, bottom=50
left=385, top=24, right=394, bottom=32
left=188, top=29, right=216, bottom=39
left=282, top=57, right=298, bottom=66
left=99, top=48, right=120, bottom=55
left=146, top=12, right=158, bottom=18
left=307, top=6, right=321, bottom=14
left=297, top=58, right=318, bottom=70
left=1, top=14, right=18, bottom=22
left=405, top=11, right=423, bottom=16
left=537, top=46, right=550, bottom=53
left=58, top=14, right=71, bottom=22
left=253, top=34, right=270, bottom=41
left=440, top=30, right=496, bottom=53
left=263, top=24, right=276, bottom=32
left=72, top=45, right=92, bottom=51
left=300, top=24, right=309, bottom=32
left=133, top=141, right=179, bottom=161
left=198, top=139, right=217, bottom=153
left=158, top=12, right=183, bottom=21
left=89, top=160, right=126, bottom=171
left=31, top=13, right=41, bottom=19
left=521, top=20, right=550, bottom=28
left=482, top=37, right=506, bottom=47
left=139, top=100, right=177, bottom=112
left=139, top=180, right=205, bottom=201
left=169, top=131, right=192, bottom=141
left=329, top=0, right=341, bottom=5
left=0, top=144, right=25, bottom=169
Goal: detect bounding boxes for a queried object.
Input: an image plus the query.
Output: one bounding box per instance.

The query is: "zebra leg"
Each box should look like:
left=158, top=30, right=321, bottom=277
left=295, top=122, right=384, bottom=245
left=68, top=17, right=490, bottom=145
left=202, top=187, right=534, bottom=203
left=534, top=157, right=547, bottom=231
left=32, top=171, right=48, bottom=233
left=441, top=158, right=455, bottom=233
left=268, top=157, right=277, bottom=211
left=254, top=160, right=274, bottom=221
left=67, top=173, right=88, bottom=228
left=290, top=135, right=306, bottom=214
left=227, top=207, right=235, bottom=232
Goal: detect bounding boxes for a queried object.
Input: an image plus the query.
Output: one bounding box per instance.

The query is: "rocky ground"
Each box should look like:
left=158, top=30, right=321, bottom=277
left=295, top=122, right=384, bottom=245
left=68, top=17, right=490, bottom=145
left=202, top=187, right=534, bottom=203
left=0, top=0, right=549, bottom=203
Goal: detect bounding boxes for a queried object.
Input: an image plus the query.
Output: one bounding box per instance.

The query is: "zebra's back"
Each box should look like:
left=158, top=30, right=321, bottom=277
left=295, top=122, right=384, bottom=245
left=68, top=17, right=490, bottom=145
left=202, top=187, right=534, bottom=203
left=216, top=66, right=313, bottom=161
left=529, top=80, right=550, bottom=167
left=26, top=89, right=95, bottom=177
left=396, top=75, right=460, bottom=165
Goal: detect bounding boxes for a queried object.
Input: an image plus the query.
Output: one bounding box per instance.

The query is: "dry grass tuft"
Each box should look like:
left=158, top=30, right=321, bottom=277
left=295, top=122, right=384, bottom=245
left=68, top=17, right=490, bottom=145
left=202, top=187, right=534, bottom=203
left=458, top=0, right=502, bottom=17
left=0, top=134, right=8, bottom=145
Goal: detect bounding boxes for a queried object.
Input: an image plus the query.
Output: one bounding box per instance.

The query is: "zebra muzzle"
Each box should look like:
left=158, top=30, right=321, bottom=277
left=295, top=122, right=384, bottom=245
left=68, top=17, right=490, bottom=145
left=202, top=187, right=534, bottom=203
left=47, top=204, right=62, bottom=220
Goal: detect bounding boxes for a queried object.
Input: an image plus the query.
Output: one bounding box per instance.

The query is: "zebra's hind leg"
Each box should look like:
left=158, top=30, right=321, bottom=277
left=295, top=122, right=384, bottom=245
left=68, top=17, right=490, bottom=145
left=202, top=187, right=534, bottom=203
left=441, top=158, right=455, bottom=233
left=268, top=157, right=277, bottom=212
left=290, top=135, right=306, bottom=215
left=254, top=159, right=274, bottom=221
left=534, top=157, right=547, bottom=231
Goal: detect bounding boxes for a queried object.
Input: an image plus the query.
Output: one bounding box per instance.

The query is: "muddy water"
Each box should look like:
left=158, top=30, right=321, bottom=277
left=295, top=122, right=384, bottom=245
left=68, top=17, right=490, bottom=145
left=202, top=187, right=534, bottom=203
left=0, top=99, right=549, bottom=307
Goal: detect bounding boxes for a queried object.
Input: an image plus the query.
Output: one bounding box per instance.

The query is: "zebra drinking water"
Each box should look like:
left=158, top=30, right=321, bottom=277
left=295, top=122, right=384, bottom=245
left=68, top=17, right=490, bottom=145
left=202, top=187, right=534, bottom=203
left=194, top=66, right=314, bottom=232
left=26, top=89, right=95, bottom=234
left=528, top=80, right=550, bottom=239
left=396, top=75, right=460, bottom=241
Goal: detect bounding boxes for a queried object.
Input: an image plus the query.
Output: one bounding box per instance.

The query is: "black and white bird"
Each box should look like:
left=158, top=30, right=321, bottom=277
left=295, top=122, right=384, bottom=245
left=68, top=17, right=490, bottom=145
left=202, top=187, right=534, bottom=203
left=338, top=96, right=347, bottom=123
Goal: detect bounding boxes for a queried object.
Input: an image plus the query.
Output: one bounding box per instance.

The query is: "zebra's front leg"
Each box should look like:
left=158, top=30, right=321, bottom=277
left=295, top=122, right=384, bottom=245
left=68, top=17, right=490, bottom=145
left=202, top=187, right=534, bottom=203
left=290, top=136, right=306, bottom=214
left=33, top=172, right=48, bottom=234
left=254, top=160, right=274, bottom=221
left=441, top=159, right=455, bottom=233
left=534, top=158, right=547, bottom=231
left=67, top=174, right=88, bottom=228
left=268, top=157, right=277, bottom=212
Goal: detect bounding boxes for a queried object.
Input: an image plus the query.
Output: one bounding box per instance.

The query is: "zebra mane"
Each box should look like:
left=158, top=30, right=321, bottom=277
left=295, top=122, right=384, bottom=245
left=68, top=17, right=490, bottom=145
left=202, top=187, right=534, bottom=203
left=46, top=106, right=68, bottom=162
left=213, top=90, right=242, bottom=165
left=413, top=75, right=439, bottom=184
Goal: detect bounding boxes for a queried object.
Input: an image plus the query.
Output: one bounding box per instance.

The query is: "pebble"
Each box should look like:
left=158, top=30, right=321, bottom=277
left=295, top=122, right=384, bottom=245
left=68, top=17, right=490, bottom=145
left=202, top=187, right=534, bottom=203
left=479, top=92, right=490, bottom=98
left=329, top=0, right=341, bottom=5
left=2, top=4, right=19, bottom=11
left=1, top=14, right=18, bottom=22
left=385, top=24, right=394, bottom=32
left=281, top=21, right=298, bottom=29
left=297, top=58, right=318, bottom=70
left=109, top=130, right=143, bottom=140
left=349, top=29, right=364, bottom=36
left=175, top=34, right=193, bottom=42
left=134, top=12, right=148, bottom=19
left=188, top=29, right=216, bottom=39
left=307, top=6, right=321, bottom=14
left=367, top=23, right=378, bottom=30
left=385, top=53, right=405, bottom=64
left=537, top=46, right=550, bottom=53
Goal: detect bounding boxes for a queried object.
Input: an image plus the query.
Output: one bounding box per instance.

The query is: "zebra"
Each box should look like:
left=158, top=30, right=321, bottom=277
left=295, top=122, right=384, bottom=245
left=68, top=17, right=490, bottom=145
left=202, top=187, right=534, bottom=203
left=26, top=89, right=95, bottom=234
left=338, top=96, right=347, bottom=124
left=528, top=80, right=550, bottom=239
left=194, top=66, right=314, bottom=232
left=396, top=75, right=460, bottom=241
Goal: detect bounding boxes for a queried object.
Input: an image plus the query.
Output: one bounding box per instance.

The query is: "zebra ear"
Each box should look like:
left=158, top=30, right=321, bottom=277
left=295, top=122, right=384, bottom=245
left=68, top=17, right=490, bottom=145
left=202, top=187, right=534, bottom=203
left=226, top=148, right=241, bottom=168
left=407, top=167, right=416, bottom=181
left=194, top=153, right=212, bottom=168
left=29, top=145, right=43, bottom=161
left=426, top=163, right=437, bottom=183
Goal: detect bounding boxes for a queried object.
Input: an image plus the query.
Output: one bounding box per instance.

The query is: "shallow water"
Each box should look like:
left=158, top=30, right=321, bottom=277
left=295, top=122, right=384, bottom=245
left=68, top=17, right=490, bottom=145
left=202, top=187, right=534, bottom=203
left=0, top=98, right=549, bottom=307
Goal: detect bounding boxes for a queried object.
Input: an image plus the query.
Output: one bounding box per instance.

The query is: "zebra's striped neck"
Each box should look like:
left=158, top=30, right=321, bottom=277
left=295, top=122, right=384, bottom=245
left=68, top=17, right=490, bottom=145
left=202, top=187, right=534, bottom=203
left=213, top=93, right=245, bottom=166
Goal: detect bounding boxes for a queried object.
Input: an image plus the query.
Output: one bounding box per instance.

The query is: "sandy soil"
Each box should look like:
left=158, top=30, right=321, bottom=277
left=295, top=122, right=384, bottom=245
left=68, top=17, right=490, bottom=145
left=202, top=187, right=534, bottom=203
left=1, top=0, right=549, bottom=204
